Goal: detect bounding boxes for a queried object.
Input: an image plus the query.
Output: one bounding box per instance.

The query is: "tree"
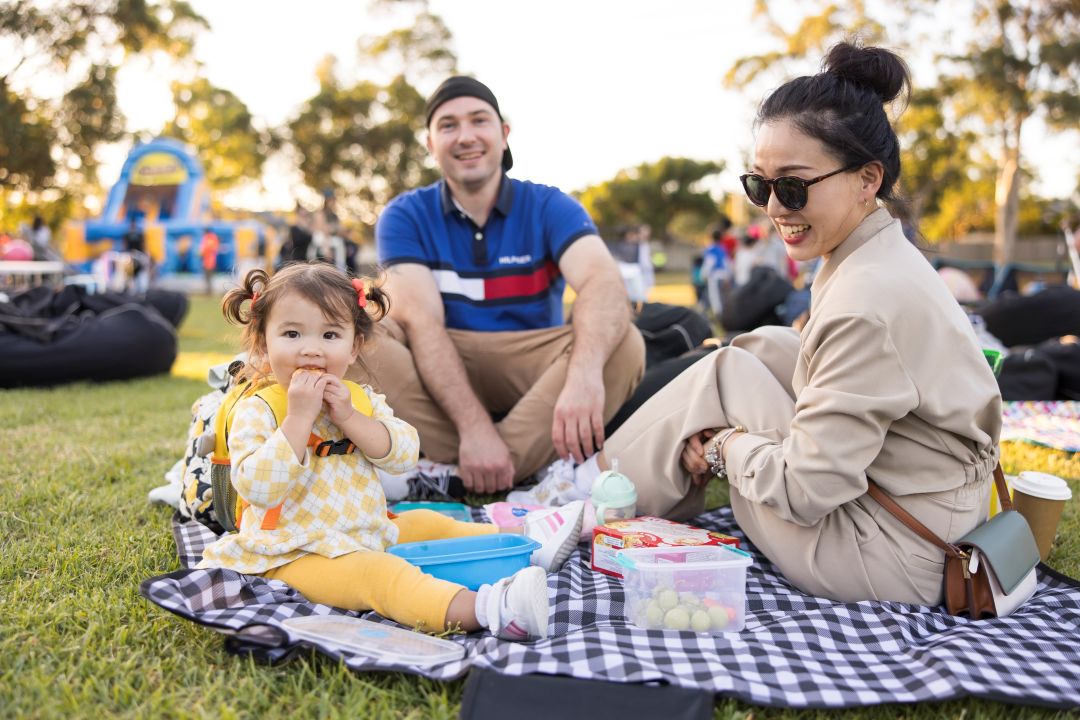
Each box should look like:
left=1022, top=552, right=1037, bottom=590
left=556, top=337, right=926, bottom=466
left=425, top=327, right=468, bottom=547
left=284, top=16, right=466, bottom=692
left=286, top=4, right=455, bottom=225
left=938, top=0, right=1080, bottom=264
left=723, top=0, right=886, bottom=89
left=161, top=77, right=275, bottom=189
left=0, top=0, right=207, bottom=196
left=576, top=157, right=724, bottom=241
left=896, top=84, right=993, bottom=239
left=0, top=79, right=53, bottom=190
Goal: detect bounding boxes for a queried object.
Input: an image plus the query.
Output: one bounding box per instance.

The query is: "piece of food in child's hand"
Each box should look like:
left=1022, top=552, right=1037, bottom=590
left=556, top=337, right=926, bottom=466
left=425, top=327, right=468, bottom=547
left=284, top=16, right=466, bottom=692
left=292, top=367, right=326, bottom=378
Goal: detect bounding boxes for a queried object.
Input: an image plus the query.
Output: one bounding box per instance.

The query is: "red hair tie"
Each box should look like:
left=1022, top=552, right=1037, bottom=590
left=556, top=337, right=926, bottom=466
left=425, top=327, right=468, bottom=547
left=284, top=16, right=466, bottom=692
left=250, top=290, right=260, bottom=320
left=351, top=278, right=367, bottom=309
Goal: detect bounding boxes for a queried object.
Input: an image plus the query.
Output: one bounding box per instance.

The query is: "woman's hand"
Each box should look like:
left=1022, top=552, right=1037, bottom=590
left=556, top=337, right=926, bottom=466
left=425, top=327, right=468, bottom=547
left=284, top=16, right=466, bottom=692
left=322, top=374, right=356, bottom=427
left=681, top=429, right=717, bottom=487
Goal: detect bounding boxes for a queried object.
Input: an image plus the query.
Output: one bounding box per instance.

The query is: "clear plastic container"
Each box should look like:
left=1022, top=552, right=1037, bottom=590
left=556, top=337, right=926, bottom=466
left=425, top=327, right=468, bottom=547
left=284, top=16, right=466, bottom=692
left=617, top=544, right=752, bottom=634
left=281, top=615, right=465, bottom=666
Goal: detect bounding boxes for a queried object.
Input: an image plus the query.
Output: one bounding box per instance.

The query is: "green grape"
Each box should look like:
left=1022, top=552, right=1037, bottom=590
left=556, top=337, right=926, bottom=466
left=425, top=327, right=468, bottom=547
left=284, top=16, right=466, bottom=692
left=656, top=588, right=679, bottom=611
left=645, top=601, right=665, bottom=627
left=691, top=609, right=712, bottom=633
left=663, top=606, right=690, bottom=631
left=709, top=605, right=730, bottom=630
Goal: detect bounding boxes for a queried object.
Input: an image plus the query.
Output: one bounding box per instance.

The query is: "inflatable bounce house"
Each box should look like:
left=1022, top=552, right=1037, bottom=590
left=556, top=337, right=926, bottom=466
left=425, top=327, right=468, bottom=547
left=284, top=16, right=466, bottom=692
left=62, top=137, right=265, bottom=275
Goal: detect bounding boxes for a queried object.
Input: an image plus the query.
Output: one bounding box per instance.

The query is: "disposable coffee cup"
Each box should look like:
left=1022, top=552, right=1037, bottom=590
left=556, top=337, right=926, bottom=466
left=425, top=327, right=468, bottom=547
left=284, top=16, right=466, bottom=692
left=1010, top=471, right=1072, bottom=562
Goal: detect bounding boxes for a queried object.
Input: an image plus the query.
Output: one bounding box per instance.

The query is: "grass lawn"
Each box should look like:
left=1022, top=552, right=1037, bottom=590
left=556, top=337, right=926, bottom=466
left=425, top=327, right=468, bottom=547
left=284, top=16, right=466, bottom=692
left=2, top=281, right=1078, bottom=719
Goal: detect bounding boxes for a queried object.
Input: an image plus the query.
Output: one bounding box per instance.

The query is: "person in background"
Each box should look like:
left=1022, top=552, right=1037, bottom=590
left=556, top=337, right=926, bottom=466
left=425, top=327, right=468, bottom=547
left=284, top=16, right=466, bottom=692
left=732, top=224, right=788, bottom=287
left=702, top=217, right=734, bottom=319
left=281, top=206, right=313, bottom=265
left=637, top=223, right=656, bottom=298
left=199, top=228, right=220, bottom=296
left=122, top=217, right=151, bottom=292
left=610, top=225, right=648, bottom=303
left=30, top=216, right=52, bottom=255
left=312, top=191, right=347, bottom=270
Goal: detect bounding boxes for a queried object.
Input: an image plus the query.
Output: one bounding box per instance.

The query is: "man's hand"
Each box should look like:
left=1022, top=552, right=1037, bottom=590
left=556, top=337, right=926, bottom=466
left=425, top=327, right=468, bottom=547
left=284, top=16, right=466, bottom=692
left=457, top=424, right=515, bottom=494
left=321, top=374, right=355, bottom=427
left=680, top=429, right=717, bottom=487
left=287, top=369, right=327, bottom=427
left=552, top=369, right=605, bottom=463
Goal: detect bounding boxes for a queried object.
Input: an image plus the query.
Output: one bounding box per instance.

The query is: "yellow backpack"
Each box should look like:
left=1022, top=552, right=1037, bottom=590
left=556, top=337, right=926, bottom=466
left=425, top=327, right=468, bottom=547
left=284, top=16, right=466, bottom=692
left=209, top=377, right=373, bottom=533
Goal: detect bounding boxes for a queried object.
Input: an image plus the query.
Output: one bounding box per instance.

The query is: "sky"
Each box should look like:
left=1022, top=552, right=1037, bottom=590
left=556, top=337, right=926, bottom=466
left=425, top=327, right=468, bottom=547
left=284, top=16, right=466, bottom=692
left=105, top=0, right=1080, bottom=212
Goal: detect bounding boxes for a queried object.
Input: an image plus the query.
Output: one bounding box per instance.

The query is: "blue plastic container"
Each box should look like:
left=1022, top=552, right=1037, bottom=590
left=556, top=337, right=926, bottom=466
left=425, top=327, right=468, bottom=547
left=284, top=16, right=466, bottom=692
left=387, top=534, right=539, bottom=590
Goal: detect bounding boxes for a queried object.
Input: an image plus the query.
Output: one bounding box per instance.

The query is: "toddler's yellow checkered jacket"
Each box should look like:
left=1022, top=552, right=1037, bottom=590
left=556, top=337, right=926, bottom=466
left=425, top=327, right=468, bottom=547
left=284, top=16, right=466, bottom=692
left=197, top=384, right=419, bottom=574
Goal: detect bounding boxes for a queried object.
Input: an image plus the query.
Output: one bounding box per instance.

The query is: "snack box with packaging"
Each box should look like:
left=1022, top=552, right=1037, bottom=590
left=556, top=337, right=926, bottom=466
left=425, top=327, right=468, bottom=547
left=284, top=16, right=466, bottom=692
left=591, top=516, right=739, bottom=580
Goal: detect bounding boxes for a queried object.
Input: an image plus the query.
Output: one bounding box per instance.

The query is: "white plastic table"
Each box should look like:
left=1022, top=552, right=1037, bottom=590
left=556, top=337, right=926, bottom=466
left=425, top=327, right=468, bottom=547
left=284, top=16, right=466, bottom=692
left=0, top=261, right=65, bottom=289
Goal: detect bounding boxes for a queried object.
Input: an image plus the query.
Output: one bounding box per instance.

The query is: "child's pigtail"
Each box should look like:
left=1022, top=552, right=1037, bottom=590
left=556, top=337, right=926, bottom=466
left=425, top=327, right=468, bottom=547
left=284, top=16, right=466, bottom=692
left=222, top=268, right=268, bottom=327
left=362, top=275, right=391, bottom=323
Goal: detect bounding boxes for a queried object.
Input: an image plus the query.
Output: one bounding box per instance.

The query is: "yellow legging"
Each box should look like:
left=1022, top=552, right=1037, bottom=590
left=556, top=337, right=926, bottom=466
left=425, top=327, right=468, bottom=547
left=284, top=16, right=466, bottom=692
left=261, top=510, right=497, bottom=631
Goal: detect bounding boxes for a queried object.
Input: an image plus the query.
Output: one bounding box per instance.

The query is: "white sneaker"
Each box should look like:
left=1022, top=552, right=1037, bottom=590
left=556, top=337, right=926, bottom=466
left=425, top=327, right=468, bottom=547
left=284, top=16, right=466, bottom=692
left=523, top=500, right=585, bottom=572
left=506, top=459, right=584, bottom=507
left=485, top=566, right=549, bottom=641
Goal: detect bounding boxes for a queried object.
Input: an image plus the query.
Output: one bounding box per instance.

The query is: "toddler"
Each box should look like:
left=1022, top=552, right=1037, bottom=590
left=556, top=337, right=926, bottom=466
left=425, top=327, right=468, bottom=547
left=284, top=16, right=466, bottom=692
left=197, top=262, right=584, bottom=639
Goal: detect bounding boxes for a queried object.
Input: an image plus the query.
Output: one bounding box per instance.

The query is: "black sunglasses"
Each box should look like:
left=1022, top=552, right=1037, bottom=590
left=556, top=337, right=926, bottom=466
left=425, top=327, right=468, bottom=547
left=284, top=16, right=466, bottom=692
left=740, top=164, right=861, bottom=211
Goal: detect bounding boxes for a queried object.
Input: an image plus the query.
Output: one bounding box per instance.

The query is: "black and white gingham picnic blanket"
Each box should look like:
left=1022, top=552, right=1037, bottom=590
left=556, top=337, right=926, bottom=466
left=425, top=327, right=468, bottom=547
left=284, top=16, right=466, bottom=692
left=141, top=506, right=1080, bottom=709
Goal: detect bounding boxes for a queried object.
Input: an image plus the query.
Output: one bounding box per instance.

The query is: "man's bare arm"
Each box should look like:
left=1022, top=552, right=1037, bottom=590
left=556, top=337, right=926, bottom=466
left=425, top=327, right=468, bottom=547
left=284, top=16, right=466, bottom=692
left=383, top=264, right=514, bottom=492
left=553, top=235, right=633, bottom=462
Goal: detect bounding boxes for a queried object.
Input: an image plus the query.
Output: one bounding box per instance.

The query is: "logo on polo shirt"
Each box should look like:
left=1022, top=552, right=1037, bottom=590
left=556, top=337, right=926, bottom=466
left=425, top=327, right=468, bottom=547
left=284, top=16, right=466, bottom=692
left=498, top=254, right=533, bottom=265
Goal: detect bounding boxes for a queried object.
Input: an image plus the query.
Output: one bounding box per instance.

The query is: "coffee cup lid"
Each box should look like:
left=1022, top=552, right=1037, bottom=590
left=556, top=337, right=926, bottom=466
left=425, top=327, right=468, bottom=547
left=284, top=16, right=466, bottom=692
left=1012, top=471, right=1073, bottom=501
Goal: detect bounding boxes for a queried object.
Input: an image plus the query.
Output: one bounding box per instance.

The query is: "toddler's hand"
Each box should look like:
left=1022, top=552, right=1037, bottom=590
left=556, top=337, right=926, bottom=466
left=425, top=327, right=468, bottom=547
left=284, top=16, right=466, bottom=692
left=287, top=369, right=327, bottom=426
left=322, top=374, right=356, bottom=427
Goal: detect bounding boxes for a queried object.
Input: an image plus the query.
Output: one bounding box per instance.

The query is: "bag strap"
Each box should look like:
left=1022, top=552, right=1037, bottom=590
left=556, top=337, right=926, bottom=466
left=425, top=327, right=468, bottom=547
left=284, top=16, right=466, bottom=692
left=865, top=462, right=1012, bottom=560
left=992, top=464, right=1014, bottom=512
left=865, top=481, right=963, bottom=558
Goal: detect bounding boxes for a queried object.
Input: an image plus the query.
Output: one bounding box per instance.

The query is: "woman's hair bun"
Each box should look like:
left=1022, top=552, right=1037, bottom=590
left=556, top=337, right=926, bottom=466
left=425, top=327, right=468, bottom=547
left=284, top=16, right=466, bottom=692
left=822, top=41, right=910, bottom=104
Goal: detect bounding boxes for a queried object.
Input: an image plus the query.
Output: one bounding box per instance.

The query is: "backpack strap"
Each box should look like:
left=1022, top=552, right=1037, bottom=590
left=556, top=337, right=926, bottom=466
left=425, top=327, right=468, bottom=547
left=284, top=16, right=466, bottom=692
left=236, top=380, right=376, bottom=530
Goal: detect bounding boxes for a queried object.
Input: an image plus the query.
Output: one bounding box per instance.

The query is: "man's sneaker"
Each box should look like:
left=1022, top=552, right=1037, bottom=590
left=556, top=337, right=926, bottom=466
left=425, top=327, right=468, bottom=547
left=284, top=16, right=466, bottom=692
left=523, top=500, right=585, bottom=572
left=405, top=472, right=465, bottom=502
left=506, top=458, right=584, bottom=507
left=485, top=566, right=549, bottom=641
left=378, top=460, right=464, bottom=502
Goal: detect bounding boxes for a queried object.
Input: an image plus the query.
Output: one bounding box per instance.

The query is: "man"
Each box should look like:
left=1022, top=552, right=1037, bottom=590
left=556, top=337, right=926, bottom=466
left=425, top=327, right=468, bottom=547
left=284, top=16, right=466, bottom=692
left=349, top=76, right=645, bottom=493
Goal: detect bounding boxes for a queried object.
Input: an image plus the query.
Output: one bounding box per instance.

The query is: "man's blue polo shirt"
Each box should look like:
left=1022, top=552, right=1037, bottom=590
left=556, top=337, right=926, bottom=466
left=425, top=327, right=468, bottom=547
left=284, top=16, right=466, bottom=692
left=376, top=176, right=598, bottom=331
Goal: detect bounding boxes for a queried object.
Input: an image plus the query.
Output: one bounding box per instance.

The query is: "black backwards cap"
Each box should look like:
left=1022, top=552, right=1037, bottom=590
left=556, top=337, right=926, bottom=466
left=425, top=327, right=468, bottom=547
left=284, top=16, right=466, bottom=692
left=424, top=76, right=513, bottom=172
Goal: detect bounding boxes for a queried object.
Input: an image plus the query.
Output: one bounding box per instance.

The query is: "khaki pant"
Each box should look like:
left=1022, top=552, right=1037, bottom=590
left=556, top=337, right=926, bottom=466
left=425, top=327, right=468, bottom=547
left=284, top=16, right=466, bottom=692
left=605, top=326, right=989, bottom=605
left=262, top=510, right=496, bottom=630
left=349, top=318, right=645, bottom=482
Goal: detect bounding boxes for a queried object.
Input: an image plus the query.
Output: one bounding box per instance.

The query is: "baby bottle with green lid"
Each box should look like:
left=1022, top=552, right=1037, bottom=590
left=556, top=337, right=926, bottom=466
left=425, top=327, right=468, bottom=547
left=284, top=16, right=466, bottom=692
left=590, top=459, right=637, bottom=526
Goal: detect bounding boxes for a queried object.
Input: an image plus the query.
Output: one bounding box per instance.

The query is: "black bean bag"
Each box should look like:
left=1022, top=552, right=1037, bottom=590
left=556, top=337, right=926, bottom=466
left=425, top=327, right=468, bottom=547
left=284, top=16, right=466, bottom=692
left=978, top=285, right=1080, bottom=348
left=633, top=302, right=712, bottom=368
left=0, top=286, right=183, bottom=387
left=721, top=266, right=794, bottom=333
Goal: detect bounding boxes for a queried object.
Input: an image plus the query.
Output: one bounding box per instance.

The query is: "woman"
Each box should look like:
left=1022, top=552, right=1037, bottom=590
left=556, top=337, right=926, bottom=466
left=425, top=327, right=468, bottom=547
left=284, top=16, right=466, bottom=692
left=593, top=43, right=1002, bottom=605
